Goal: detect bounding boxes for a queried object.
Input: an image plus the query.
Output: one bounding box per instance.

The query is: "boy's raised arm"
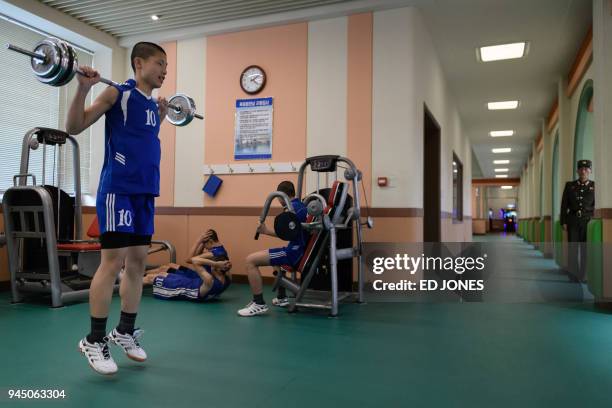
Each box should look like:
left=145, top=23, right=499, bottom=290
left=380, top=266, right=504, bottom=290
left=66, top=66, right=118, bottom=135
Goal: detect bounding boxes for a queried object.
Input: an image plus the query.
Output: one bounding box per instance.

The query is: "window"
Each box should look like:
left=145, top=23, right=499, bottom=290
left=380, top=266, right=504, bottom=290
left=452, top=152, right=463, bottom=222
left=0, top=15, right=92, bottom=195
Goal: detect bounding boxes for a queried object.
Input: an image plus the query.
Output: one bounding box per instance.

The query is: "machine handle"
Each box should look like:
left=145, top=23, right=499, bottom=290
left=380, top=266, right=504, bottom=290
left=13, top=173, right=36, bottom=186
left=254, top=218, right=265, bottom=240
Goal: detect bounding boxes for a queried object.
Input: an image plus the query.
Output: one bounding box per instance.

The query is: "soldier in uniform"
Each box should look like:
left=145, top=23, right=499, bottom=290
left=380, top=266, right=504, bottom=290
left=560, top=159, right=595, bottom=282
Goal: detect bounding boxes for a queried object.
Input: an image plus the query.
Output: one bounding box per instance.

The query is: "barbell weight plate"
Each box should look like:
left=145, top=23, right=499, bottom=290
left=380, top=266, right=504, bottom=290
left=51, top=40, right=74, bottom=87
left=274, top=212, right=302, bottom=241
left=34, top=39, right=65, bottom=84
left=51, top=40, right=70, bottom=87
left=181, top=95, right=197, bottom=126
left=307, top=200, right=324, bottom=217
left=69, top=45, right=79, bottom=84
left=30, top=38, right=61, bottom=79
left=167, top=93, right=196, bottom=126
left=56, top=40, right=78, bottom=87
left=38, top=38, right=68, bottom=86
left=51, top=38, right=70, bottom=86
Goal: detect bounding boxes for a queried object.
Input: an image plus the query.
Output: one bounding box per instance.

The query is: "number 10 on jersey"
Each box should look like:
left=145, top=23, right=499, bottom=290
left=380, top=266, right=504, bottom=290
left=146, top=109, right=157, bottom=126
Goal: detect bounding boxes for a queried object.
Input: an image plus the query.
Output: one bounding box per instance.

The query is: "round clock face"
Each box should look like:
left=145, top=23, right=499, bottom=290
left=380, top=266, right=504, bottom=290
left=240, top=65, right=266, bottom=94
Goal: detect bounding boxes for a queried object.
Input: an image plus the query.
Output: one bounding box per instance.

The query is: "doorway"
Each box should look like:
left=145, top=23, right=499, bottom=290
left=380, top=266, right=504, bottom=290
left=423, top=105, right=441, bottom=242
left=573, top=80, right=594, bottom=178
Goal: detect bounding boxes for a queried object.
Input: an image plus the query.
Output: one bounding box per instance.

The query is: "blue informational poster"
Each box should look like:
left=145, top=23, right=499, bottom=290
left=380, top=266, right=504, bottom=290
left=234, top=97, right=273, bottom=160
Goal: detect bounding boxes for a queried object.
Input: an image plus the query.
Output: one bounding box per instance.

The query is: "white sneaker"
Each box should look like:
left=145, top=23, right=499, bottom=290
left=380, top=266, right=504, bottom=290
left=237, top=301, right=269, bottom=317
left=272, top=297, right=289, bottom=307
left=108, top=328, right=147, bottom=362
left=78, top=337, right=118, bottom=375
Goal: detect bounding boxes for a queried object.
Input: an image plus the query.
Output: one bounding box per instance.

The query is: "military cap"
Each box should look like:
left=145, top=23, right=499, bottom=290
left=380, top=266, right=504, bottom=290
left=577, top=159, right=592, bottom=169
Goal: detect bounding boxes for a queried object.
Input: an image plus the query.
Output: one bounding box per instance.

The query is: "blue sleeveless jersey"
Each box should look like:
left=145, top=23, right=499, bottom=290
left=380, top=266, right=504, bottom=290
left=288, top=198, right=308, bottom=249
left=98, top=79, right=161, bottom=195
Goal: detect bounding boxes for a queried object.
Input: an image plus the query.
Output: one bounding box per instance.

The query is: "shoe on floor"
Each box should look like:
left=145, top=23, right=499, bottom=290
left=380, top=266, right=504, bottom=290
left=108, top=328, right=147, bottom=362
left=272, top=297, right=289, bottom=307
left=78, top=336, right=117, bottom=375
left=237, top=301, right=269, bottom=317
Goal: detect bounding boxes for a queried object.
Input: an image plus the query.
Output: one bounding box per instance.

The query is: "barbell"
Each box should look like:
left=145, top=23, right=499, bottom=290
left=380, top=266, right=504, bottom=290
left=7, top=37, right=203, bottom=127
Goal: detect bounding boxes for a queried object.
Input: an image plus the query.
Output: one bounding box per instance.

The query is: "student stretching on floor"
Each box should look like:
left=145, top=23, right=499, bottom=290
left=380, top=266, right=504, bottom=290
left=143, top=230, right=231, bottom=301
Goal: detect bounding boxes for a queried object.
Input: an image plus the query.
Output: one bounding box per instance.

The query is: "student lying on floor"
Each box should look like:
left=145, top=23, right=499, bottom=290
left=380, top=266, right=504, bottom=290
left=142, top=230, right=232, bottom=301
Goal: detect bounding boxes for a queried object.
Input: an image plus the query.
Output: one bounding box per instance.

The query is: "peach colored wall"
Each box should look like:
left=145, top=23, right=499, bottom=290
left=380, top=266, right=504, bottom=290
left=347, top=13, right=373, bottom=206
left=0, top=212, right=422, bottom=282
left=472, top=219, right=486, bottom=235
left=201, top=174, right=300, bottom=209
left=204, top=23, right=308, bottom=207
left=442, top=218, right=472, bottom=242
left=150, top=214, right=189, bottom=265
left=157, top=41, right=177, bottom=206
left=361, top=217, right=423, bottom=243
left=149, top=214, right=300, bottom=279
left=151, top=214, right=423, bottom=279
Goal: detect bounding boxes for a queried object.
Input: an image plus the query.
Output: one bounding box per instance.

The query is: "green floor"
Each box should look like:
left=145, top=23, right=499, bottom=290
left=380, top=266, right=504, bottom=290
left=1, top=234, right=612, bottom=407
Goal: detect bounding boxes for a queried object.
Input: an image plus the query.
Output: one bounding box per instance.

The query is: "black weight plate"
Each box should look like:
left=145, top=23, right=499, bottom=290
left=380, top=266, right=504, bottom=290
left=274, top=211, right=302, bottom=241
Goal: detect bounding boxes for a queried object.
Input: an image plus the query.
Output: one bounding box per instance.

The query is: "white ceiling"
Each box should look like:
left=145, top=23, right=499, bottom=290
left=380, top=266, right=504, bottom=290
left=38, top=0, right=593, bottom=179
left=418, top=0, right=592, bottom=179
left=39, top=0, right=358, bottom=37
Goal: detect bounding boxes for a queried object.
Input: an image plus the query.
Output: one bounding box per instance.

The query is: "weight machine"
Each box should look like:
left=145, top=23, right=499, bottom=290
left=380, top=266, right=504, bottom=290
left=257, top=155, right=373, bottom=316
left=2, top=127, right=175, bottom=307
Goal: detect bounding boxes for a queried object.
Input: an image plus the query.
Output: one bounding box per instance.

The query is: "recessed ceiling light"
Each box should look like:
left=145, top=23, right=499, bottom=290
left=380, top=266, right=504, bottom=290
left=494, top=160, right=510, bottom=164
left=501, top=186, right=514, bottom=190
left=478, top=42, right=527, bottom=62
left=494, top=168, right=509, bottom=172
left=492, top=148, right=512, bottom=153
left=488, top=101, right=519, bottom=110
left=490, top=130, right=514, bottom=137
left=495, top=175, right=509, bottom=178
left=151, top=15, right=160, bottom=21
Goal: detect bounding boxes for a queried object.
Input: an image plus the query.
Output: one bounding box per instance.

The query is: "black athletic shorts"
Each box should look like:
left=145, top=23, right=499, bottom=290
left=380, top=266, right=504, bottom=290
left=99, top=232, right=152, bottom=249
